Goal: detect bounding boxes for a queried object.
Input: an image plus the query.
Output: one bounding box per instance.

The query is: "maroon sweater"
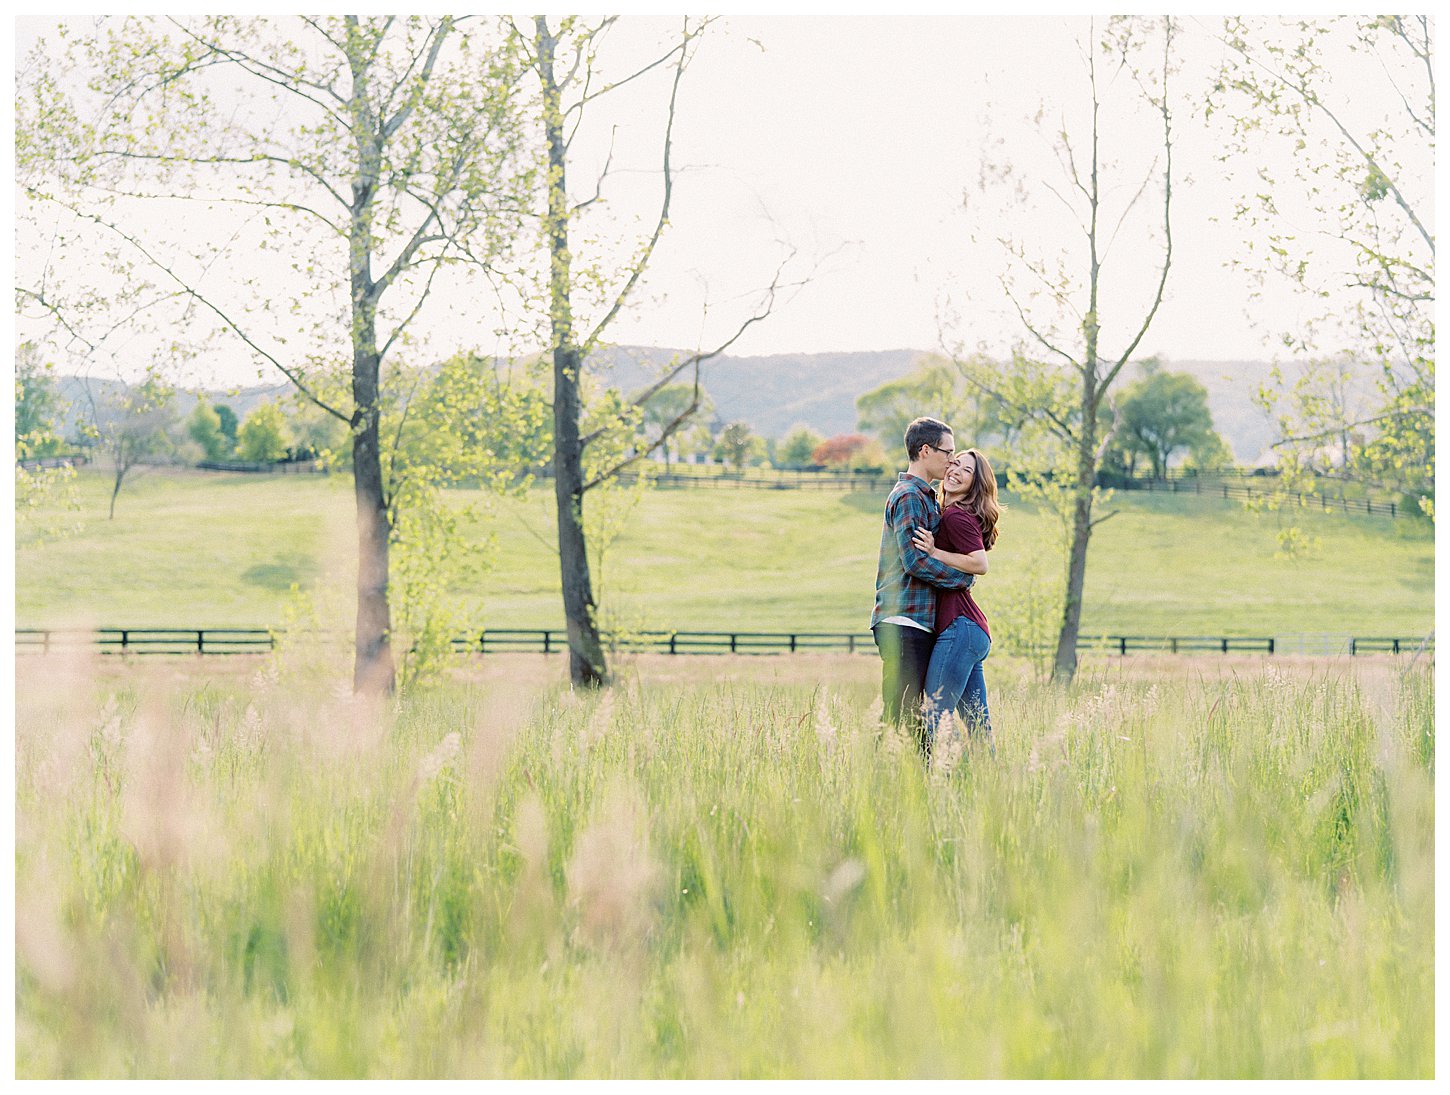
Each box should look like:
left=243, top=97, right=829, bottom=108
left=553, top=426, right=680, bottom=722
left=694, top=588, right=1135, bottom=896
left=934, top=504, right=990, bottom=639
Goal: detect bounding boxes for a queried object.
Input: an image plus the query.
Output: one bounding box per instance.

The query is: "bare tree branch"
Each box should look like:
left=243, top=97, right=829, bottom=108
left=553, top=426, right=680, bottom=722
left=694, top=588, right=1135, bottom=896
left=579, top=19, right=696, bottom=355
left=48, top=197, right=349, bottom=421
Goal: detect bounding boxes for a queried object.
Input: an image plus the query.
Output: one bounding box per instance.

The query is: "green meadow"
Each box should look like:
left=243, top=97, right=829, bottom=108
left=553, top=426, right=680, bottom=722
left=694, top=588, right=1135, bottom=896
left=16, top=468, right=1435, bottom=639
left=14, top=653, right=1434, bottom=1078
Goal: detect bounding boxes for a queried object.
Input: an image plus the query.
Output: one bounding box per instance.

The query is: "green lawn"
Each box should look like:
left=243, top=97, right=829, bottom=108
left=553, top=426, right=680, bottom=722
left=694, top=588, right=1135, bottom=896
left=16, top=468, right=1434, bottom=638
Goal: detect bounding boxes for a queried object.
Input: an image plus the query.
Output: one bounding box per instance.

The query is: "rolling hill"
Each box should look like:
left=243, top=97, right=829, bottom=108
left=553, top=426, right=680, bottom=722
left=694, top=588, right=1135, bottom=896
left=49, top=348, right=1282, bottom=462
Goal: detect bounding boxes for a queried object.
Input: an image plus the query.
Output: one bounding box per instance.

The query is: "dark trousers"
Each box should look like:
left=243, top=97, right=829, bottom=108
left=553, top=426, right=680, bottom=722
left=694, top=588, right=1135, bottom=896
left=873, top=622, right=936, bottom=752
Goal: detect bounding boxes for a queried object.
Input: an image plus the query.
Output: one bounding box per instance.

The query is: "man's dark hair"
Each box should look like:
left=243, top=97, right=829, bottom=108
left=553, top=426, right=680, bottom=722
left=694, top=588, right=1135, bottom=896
left=904, top=416, right=951, bottom=462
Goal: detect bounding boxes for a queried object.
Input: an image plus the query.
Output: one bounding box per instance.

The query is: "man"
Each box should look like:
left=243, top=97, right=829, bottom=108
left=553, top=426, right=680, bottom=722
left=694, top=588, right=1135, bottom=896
left=871, top=416, right=974, bottom=753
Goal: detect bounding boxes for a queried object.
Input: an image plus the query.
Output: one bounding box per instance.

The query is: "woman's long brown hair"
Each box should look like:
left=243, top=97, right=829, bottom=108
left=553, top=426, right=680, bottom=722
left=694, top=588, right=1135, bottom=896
left=938, top=447, right=1002, bottom=549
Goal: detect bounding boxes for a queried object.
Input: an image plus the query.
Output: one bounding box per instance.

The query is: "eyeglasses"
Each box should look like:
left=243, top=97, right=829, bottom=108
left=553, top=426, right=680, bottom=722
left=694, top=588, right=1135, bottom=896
left=928, top=444, right=955, bottom=456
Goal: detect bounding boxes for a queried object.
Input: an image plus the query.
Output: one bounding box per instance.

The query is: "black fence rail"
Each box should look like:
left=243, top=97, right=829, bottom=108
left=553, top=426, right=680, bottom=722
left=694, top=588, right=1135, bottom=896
left=197, top=459, right=324, bottom=474
left=608, top=466, right=1412, bottom=517
left=613, top=469, right=895, bottom=492
left=16, top=627, right=276, bottom=655
left=17, top=452, right=90, bottom=471
left=15, top=627, right=1434, bottom=658
left=1349, top=636, right=1432, bottom=655
left=1106, top=475, right=1406, bottom=518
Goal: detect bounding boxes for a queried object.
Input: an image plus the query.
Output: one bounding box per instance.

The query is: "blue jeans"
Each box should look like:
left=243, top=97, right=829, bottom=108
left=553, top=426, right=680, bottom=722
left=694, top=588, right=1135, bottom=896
left=923, top=617, right=992, bottom=749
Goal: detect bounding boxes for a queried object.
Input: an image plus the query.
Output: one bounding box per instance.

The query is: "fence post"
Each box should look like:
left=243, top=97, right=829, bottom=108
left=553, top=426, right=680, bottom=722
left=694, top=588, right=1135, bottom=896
left=730, top=634, right=737, bottom=653
left=1391, top=502, right=1396, bottom=518
left=1119, top=636, right=1127, bottom=655
left=1350, top=637, right=1357, bottom=655
left=1393, top=638, right=1400, bottom=654
left=669, top=634, right=677, bottom=655
left=847, top=634, right=855, bottom=654
left=789, top=634, right=797, bottom=652
left=1170, top=637, right=1178, bottom=654
left=120, top=629, right=129, bottom=653
left=1268, top=637, right=1275, bottom=655
left=543, top=631, right=551, bottom=655
left=1221, top=637, right=1228, bottom=653
left=197, top=629, right=205, bottom=654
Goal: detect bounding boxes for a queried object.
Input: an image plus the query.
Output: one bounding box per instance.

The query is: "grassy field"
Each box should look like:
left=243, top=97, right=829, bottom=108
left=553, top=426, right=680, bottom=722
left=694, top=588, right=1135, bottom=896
left=15, top=468, right=1434, bottom=638
left=14, top=651, right=1433, bottom=1078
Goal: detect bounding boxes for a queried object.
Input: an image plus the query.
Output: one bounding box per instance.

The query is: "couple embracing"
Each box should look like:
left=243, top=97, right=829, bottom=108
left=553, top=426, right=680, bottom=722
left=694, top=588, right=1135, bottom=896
left=871, top=416, right=1002, bottom=759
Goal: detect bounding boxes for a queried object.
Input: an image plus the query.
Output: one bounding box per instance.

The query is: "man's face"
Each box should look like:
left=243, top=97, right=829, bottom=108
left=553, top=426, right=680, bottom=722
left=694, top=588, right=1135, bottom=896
left=923, top=433, right=955, bottom=480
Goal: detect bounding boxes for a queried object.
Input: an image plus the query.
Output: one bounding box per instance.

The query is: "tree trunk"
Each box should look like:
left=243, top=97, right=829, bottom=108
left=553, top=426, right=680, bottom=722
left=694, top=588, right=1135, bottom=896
left=539, top=18, right=609, bottom=688
left=1049, top=394, right=1090, bottom=681
left=345, top=42, right=395, bottom=696
left=351, top=340, right=395, bottom=695
left=1054, top=438, right=1096, bottom=681
left=108, top=463, right=123, bottom=519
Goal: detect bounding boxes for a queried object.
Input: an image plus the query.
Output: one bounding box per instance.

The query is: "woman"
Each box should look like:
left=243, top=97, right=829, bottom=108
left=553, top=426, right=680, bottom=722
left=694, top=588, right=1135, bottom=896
left=912, top=448, right=1002, bottom=752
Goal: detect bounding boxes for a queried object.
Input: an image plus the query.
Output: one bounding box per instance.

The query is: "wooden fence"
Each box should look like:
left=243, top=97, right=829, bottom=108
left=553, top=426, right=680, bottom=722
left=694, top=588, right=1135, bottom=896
left=14, top=627, right=1433, bottom=658
left=609, top=466, right=1411, bottom=518
left=197, top=459, right=324, bottom=474
left=1106, top=475, right=1406, bottom=518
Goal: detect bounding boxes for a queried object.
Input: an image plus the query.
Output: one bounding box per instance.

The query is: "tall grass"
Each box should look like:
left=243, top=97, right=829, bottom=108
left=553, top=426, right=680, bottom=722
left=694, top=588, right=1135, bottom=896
left=15, top=653, right=1433, bottom=1078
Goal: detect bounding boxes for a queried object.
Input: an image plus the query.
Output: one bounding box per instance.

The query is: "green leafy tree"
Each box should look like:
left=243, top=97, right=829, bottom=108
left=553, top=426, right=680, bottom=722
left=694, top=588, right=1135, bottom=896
left=950, top=16, right=1177, bottom=682
left=1210, top=16, right=1433, bottom=519
left=386, top=352, right=550, bottom=688
left=855, top=356, right=1008, bottom=453
left=15, top=345, right=67, bottom=458
left=1109, top=362, right=1218, bottom=478
left=713, top=421, right=765, bottom=471
left=18, top=16, right=535, bottom=693
left=214, top=404, right=238, bottom=444
left=236, top=403, right=291, bottom=463
left=638, top=382, right=714, bottom=469
left=187, top=400, right=231, bottom=461
left=15, top=343, right=79, bottom=537
left=1182, top=429, right=1235, bottom=472
left=285, top=395, right=350, bottom=468
left=848, top=438, right=888, bottom=473
left=777, top=424, right=825, bottom=468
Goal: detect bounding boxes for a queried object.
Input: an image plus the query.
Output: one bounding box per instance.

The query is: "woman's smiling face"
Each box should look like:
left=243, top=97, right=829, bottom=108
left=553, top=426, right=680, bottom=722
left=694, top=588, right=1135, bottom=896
left=944, top=453, right=976, bottom=496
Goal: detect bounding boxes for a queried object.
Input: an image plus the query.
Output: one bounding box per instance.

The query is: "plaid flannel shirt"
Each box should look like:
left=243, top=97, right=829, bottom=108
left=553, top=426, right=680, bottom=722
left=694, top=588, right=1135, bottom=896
left=871, top=472, right=974, bottom=630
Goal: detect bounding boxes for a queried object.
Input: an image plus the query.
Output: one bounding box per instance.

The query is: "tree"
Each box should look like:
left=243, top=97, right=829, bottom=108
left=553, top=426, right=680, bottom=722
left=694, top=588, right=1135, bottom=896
left=15, top=345, right=67, bottom=458
left=384, top=352, right=550, bottom=688
left=950, top=16, right=1177, bottom=682
left=87, top=373, right=177, bottom=519
left=811, top=433, right=872, bottom=469
left=713, top=421, right=765, bottom=471
left=1109, top=362, right=1217, bottom=478
left=18, top=17, right=534, bottom=693
left=847, top=437, right=888, bottom=473
left=520, top=17, right=790, bottom=687
left=187, top=400, right=231, bottom=461
left=777, top=424, right=824, bottom=468
left=1182, top=429, right=1234, bottom=472
left=1209, top=16, right=1433, bottom=518
left=236, top=402, right=290, bottom=463
left=286, top=394, right=350, bottom=466
left=638, top=382, right=713, bottom=469
left=15, top=343, right=79, bottom=535
left=214, top=404, right=239, bottom=445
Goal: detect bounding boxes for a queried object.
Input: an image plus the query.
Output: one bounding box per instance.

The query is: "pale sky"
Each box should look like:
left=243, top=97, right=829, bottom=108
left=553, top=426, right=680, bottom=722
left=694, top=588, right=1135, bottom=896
left=12, top=13, right=1432, bottom=385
